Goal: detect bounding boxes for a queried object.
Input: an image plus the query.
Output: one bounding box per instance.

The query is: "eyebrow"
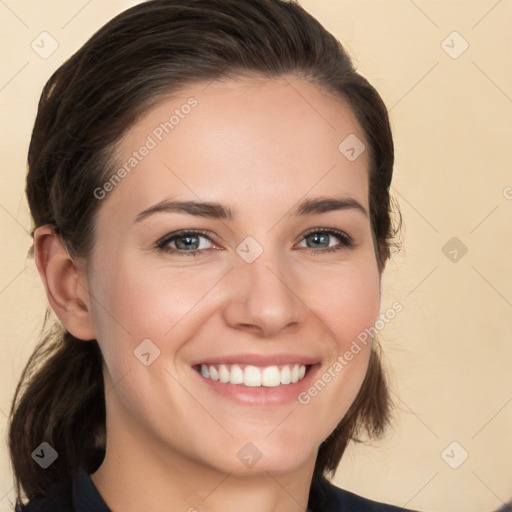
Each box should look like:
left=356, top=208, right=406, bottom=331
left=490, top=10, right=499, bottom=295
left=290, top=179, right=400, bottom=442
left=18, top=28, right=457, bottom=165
left=134, top=196, right=368, bottom=223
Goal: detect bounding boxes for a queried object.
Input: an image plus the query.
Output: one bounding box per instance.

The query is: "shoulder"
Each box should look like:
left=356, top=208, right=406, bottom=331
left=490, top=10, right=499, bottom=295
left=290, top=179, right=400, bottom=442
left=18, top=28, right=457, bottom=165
left=309, top=474, right=420, bottom=512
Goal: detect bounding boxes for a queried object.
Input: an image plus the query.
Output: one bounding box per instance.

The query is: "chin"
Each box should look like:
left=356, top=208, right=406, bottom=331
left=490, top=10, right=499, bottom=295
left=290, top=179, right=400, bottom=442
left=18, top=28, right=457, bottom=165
left=204, top=438, right=318, bottom=477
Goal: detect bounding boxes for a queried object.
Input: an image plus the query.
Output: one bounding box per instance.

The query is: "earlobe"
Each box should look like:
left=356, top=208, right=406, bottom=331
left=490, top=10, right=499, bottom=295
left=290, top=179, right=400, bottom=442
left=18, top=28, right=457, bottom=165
left=33, top=225, right=96, bottom=341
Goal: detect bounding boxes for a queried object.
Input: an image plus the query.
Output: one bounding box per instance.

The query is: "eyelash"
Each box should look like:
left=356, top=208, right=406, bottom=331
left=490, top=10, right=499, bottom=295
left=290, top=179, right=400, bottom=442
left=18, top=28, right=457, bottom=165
left=155, top=228, right=355, bottom=258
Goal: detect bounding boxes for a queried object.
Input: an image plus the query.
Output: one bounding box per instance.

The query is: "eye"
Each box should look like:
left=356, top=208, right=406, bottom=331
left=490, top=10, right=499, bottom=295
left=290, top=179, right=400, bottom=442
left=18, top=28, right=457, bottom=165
left=296, top=228, right=354, bottom=254
left=156, top=230, right=216, bottom=257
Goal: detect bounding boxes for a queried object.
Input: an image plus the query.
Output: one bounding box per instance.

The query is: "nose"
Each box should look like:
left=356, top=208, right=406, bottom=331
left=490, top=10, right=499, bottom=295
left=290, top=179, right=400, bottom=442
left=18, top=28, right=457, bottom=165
left=222, top=247, right=306, bottom=338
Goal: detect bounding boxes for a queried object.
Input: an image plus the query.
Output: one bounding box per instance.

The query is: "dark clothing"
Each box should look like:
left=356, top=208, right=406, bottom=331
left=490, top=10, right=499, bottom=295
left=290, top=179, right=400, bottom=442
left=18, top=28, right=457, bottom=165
left=18, top=449, right=418, bottom=512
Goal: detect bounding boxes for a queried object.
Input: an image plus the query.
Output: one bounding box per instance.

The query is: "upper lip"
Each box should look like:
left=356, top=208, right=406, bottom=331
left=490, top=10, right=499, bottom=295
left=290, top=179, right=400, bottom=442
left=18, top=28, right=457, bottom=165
left=191, top=353, right=320, bottom=367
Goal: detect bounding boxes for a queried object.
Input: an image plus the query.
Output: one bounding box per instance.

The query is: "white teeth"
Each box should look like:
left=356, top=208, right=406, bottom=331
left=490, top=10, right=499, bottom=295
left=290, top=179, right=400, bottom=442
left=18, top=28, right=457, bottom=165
left=291, top=364, right=300, bottom=383
left=261, top=366, right=281, bottom=387
left=244, top=365, right=261, bottom=387
left=229, top=364, right=244, bottom=384
left=209, top=365, right=219, bottom=381
left=199, top=363, right=308, bottom=387
left=218, top=364, right=230, bottom=383
left=280, top=365, right=292, bottom=384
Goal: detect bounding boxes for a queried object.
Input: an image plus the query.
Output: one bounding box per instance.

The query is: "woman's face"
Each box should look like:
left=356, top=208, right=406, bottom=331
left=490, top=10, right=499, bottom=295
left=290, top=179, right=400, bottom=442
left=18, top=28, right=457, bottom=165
left=84, top=76, right=381, bottom=476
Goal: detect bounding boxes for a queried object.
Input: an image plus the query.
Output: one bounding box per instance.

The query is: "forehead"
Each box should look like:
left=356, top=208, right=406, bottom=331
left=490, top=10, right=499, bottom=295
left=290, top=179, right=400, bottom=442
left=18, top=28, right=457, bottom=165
left=100, top=76, right=370, bottom=224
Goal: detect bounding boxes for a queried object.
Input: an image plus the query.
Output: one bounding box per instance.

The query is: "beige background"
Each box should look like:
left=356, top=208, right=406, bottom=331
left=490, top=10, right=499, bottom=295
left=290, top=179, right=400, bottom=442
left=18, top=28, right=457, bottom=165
left=1, top=1, right=511, bottom=511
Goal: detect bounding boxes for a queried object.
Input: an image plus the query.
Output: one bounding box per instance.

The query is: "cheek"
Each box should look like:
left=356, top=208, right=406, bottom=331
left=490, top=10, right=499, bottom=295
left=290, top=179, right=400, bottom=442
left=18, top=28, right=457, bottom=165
left=303, top=262, right=379, bottom=387
left=90, top=253, right=205, bottom=334
left=87, top=253, right=229, bottom=377
left=306, top=260, right=381, bottom=345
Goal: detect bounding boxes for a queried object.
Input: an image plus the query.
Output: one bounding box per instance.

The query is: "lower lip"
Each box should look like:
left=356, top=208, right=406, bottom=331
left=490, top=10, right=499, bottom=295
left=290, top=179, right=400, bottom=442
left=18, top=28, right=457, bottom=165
left=193, top=364, right=321, bottom=406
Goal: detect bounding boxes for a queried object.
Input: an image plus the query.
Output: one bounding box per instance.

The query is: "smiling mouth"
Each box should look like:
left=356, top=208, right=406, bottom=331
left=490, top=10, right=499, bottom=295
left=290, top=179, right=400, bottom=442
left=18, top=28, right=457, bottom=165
left=194, top=363, right=310, bottom=387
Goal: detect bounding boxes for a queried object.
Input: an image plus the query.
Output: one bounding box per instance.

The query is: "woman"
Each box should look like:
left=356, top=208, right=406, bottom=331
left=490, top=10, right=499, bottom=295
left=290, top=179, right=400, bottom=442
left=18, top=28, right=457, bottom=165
left=9, top=0, right=414, bottom=510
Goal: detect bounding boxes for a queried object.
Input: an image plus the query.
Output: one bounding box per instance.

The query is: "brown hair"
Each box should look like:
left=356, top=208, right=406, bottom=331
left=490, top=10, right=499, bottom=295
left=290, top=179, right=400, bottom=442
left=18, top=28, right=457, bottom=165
left=9, top=0, right=399, bottom=506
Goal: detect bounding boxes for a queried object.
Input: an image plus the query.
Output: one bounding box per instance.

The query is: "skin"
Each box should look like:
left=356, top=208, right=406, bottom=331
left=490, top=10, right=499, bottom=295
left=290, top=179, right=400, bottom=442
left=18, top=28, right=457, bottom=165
left=34, top=75, right=383, bottom=512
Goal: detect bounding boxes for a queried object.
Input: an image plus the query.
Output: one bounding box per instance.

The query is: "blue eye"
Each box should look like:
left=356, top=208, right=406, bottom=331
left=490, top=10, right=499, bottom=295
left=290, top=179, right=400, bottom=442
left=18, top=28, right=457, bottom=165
left=156, top=228, right=354, bottom=257
left=297, top=228, right=354, bottom=254
left=156, top=230, right=214, bottom=257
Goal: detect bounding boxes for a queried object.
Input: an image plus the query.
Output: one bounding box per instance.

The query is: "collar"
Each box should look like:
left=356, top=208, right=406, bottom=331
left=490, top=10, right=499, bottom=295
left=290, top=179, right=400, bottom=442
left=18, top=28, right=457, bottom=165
left=72, top=448, right=111, bottom=512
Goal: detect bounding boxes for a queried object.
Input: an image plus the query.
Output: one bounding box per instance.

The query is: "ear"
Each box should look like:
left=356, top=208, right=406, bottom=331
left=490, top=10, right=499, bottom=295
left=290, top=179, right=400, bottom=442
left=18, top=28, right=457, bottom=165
left=33, top=225, right=96, bottom=341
